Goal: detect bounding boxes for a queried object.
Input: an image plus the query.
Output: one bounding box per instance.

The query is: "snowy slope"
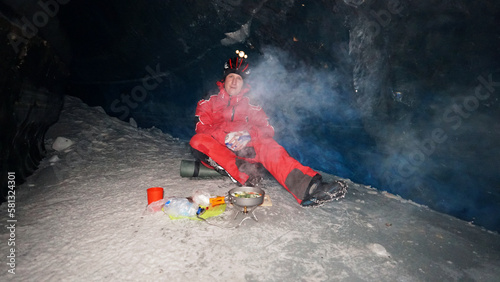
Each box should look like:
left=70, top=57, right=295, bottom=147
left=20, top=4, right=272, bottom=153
left=1, top=96, right=499, bottom=281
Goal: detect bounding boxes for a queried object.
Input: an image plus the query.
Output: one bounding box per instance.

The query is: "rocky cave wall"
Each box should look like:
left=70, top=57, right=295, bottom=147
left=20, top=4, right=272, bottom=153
left=0, top=11, right=68, bottom=200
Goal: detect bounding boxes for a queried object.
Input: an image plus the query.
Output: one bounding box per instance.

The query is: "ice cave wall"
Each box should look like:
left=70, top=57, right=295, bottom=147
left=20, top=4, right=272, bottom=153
left=0, top=13, right=68, bottom=202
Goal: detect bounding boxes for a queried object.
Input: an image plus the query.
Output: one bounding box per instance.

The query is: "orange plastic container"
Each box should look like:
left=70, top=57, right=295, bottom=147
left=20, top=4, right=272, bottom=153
left=209, top=196, right=226, bottom=206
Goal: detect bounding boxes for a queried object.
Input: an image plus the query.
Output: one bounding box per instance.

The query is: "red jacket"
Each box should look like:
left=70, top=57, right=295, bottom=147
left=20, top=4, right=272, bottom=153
left=195, top=81, right=275, bottom=145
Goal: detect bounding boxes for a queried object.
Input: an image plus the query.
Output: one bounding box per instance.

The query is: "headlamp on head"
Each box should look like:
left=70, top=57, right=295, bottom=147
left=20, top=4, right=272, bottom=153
left=223, top=50, right=250, bottom=80
left=236, top=50, right=248, bottom=59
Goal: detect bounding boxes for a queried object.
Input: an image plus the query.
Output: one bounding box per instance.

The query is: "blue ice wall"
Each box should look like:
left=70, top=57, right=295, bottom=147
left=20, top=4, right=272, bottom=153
left=245, top=46, right=500, bottom=231
left=51, top=0, right=500, bottom=231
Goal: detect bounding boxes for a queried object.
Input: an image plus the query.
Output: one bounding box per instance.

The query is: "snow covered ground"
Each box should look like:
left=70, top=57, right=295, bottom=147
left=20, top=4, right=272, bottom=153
left=1, top=95, right=499, bottom=281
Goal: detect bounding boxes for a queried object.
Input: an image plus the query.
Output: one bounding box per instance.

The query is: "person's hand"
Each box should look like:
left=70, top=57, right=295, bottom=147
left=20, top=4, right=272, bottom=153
left=225, top=131, right=251, bottom=151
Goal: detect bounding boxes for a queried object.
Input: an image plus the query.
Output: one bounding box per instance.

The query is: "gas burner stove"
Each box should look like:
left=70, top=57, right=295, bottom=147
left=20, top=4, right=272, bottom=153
left=226, top=186, right=265, bottom=225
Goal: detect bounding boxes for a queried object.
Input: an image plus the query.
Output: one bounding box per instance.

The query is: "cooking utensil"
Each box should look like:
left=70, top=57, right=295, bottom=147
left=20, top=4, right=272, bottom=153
left=226, top=186, right=265, bottom=208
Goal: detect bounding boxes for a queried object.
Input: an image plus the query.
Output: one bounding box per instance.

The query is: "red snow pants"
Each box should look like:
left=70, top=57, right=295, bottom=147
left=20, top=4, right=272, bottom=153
left=189, top=133, right=319, bottom=204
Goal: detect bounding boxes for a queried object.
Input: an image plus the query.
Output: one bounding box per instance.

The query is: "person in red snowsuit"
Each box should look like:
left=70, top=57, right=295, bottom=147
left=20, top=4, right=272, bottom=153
left=189, top=52, right=347, bottom=207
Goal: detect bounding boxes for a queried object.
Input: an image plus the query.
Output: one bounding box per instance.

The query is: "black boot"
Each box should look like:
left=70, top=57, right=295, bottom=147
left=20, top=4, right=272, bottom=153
left=236, top=159, right=265, bottom=187
left=301, top=176, right=348, bottom=207
left=191, top=148, right=229, bottom=177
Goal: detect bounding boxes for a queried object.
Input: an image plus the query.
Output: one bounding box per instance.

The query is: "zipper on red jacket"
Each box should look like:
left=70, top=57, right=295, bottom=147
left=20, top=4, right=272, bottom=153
left=227, top=97, right=236, bottom=121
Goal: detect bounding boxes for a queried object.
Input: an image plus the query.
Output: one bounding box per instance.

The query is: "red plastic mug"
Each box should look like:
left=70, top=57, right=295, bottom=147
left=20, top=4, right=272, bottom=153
left=147, top=187, right=164, bottom=205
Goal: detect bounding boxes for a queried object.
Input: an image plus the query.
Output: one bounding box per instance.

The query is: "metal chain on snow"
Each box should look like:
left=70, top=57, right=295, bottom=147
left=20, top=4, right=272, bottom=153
left=301, top=180, right=348, bottom=208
